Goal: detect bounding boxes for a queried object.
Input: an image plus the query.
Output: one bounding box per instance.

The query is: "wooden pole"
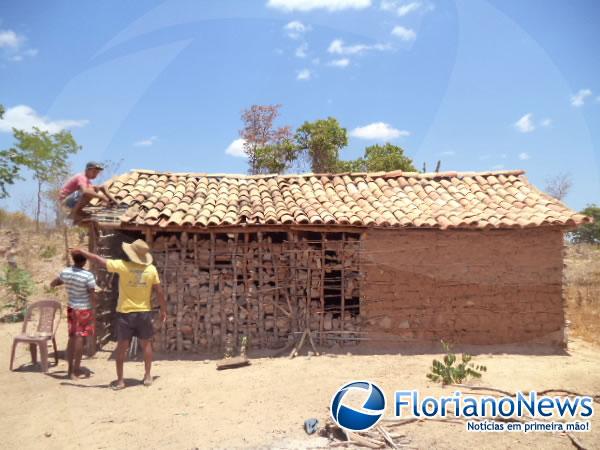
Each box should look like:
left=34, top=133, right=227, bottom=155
left=319, top=232, right=325, bottom=345
left=257, top=231, right=265, bottom=348
left=340, top=232, right=346, bottom=336
left=232, top=233, right=239, bottom=351
left=207, top=232, right=215, bottom=351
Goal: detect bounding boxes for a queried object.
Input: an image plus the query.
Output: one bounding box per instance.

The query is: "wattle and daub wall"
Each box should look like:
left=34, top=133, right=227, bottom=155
left=93, top=226, right=566, bottom=350
left=360, top=228, right=565, bottom=345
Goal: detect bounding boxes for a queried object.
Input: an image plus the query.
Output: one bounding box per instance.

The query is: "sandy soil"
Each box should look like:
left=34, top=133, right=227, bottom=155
left=1, top=321, right=599, bottom=450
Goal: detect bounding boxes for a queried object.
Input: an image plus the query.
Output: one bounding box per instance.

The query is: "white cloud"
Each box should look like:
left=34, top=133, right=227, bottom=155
left=439, top=150, right=455, bottom=156
left=541, top=118, right=552, bottom=127
left=328, top=58, right=350, bottom=67
left=514, top=113, right=535, bottom=133
left=381, top=1, right=431, bottom=16
left=284, top=21, right=311, bottom=39
left=267, top=0, right=371, bottom=12
left=0, top=29, right=37, bottom=62
left=350, top=122, right=409, bottom=140
left=225, top=138, right=247, bottom=158
left=391, top=26, right=416, bottom=41
left=297, top=68, right=312, bottom=80
left=0, top=105, right=89, bottom=133
left=518, top=152, right=530, bottom=160
left=327, top=38, right=391, bottom=55
left=492, top=164, right=504, bottom=170
left=396, top=1, right=421, bottom=16
left=0, top=30, right=22, bottom=48
left=295, top=43, right=308, bottom=58
left=570, top=89, right=592, bottom=107
left=134, top=136, right=158, bottom=147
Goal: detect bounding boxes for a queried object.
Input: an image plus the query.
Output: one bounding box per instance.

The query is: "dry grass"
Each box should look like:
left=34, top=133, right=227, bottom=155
left=564, top=243, right=600, bottom=345
left=0, top=222, right=88, bottom=315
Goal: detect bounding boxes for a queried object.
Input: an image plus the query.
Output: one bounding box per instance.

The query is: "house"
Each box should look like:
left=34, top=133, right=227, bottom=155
left=86, top=169, right=590, bottom=351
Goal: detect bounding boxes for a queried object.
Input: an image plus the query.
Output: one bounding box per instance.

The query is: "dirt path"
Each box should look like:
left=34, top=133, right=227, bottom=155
left=1, top=322, right=599, bottom=449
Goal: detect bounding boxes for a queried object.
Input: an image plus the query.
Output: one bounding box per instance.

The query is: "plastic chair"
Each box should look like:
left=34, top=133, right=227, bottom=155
left=9, top=300, right=62, bottom=372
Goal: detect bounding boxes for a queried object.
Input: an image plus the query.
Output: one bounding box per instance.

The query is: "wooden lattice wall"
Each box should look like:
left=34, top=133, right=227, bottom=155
left=91, top=227, right=362, bottom=352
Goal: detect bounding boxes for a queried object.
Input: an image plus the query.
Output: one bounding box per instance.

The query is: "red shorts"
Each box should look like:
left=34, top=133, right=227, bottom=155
left=67, top=307, right=95, bottom=337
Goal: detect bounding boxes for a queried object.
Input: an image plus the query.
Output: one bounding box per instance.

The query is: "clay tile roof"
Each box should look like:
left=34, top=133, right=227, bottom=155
left=89, top=169, right=591, bottom=230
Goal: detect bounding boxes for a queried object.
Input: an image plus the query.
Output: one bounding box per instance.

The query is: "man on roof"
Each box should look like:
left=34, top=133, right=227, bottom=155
left=60, top=161, right=118, bottom=222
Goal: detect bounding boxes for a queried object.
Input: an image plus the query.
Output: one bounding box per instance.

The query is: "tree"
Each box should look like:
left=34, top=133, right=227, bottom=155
left=570, top=204, right=600, bottom=244
left=254, top=137, right=298, bottom=174
left=240, top=105, right=294, bottom=175
left=337, top=143, right=416, bottom=173
left=295, top=117, right=348, bottom=173
left=0, top=103, right=22, bottom=198
left=43, top=165, right=72, bottom=228
left=12, top=127, right=81, bottom=229
left=544, top=173, right=572, bottom=201
left=0, top=147, right=20, bottom=199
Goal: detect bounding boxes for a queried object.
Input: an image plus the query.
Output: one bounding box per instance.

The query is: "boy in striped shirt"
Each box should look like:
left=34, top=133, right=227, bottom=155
left=51, top=252, right=97, bottom=380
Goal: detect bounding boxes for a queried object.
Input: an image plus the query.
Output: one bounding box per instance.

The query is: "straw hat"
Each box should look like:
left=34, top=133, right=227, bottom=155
left=122, top=239, right=153, bottom=265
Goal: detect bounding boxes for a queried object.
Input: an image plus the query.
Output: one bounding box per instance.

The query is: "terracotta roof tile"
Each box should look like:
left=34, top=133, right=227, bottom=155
left=89, top=169, right=591, bottom=230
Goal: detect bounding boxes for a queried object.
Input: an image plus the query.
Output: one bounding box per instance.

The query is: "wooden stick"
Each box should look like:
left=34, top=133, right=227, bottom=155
left=319, top=232, right=325, bottom=345
left=377, top=425, right=399, bottom=449
left=219, top=264, right=226, bottom=350
left=289, top=231, right=298, bottom=333
left=243, top=233, right=250, bottom=345
left=345, top=431, right=384, bottom=449
left=162, top=236, right=169, bottom=351
left=258, top=232, right=265, bottom=348
left=340, top=232, right=345, bottom=336
left=306, top=328, right=319, bottom=355
left=207, top=232, right=215, bottom=351
left=192, top=234, right=199, bottom=349
left=289, top=329, right=307, bottom=358
left=232, top=233, right=239, bottom=351
left=176, top=266, right=183, bottom=352
left=271, top=238, right=279, bottom=342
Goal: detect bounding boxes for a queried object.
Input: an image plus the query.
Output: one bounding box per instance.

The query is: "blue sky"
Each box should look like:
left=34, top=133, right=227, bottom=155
left=0, top=0, right=598, bottom=215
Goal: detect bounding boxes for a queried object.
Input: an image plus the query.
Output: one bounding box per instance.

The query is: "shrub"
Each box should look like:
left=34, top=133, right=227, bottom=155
left=40, top=245, right=57, bottom=259
left=427, top=340, right=487, bottom=385
left=0, top=266, right=35, bottom=320
left=569, top=204, right=600, bottom=244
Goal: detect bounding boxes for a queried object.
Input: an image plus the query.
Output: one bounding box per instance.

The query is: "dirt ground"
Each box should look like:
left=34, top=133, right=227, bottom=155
left=1, top=321, right=599, bottom=450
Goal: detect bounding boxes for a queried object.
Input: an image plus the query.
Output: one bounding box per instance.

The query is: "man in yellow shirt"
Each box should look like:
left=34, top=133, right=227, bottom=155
left=72, top=239, right=166, bottom=390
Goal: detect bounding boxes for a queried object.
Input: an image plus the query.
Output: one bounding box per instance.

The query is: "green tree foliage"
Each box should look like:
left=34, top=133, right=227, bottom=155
left=570, top=204, right=600, bottom=244
left=0, top=148, right=20, bottom=199
left=0, top=102, right=22, bottom=198
left=295, top=117, right=348, bottom=173
left=254, top=138, right=298, bottom=174
left=427, top=341, right=487, bottom=385
left=11, top=127, right=81, bottom=228
left=338, top=143, right=416, bottom=173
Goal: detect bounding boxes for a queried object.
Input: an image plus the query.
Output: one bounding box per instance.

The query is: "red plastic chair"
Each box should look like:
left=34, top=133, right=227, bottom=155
left=9, top=300, right=62, bottom=372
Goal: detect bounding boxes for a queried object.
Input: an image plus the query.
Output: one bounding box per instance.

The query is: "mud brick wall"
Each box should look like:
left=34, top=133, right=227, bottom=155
left=360, top=228, right=565, bottom=345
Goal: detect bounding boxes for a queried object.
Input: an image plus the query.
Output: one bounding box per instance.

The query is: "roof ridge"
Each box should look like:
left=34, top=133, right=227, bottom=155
left=129, top=168, right=526, bottom=179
